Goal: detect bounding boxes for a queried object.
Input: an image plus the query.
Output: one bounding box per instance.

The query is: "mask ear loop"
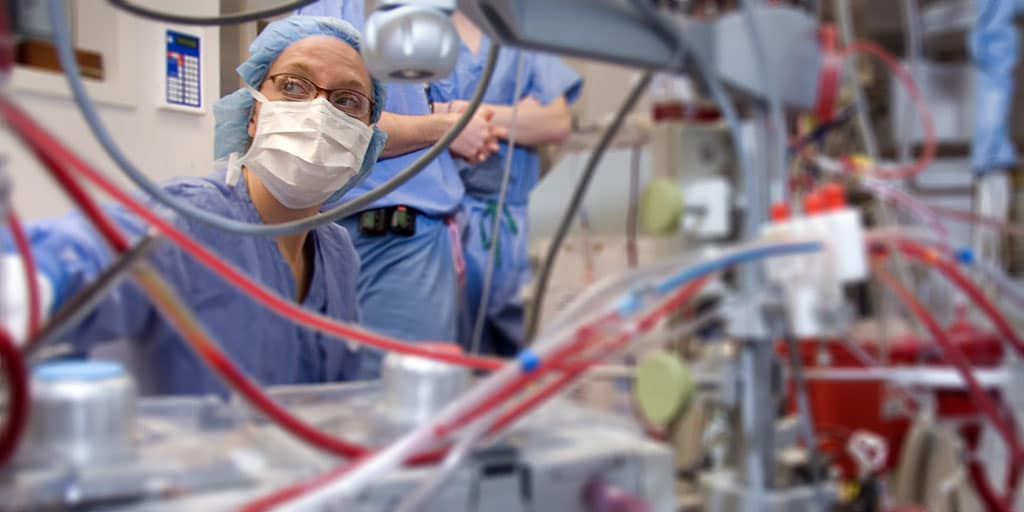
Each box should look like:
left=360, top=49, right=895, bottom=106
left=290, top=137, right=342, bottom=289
left=225, top=87, right=271, bottom=187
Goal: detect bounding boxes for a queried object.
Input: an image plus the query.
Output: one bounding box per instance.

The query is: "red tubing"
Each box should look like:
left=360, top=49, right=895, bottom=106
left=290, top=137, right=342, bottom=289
left=839, top=40, right=936, bottom=180
left=489, top=277, right=709, bottom=435
left=898, top=242, right=1024, bottom=359
left=0, top=97, right=503, bottom=372
left=0, top=327, right=29, bottom=470
left=875, top=265, right=1024, bottom=466
left=7, top=212, right=41, bottom=340
left=242, top=277, right=710, bottom=512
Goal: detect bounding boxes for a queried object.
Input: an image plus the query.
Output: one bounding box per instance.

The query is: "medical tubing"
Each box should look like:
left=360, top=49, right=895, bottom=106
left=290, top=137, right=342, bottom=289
left=975, top=258, right=1024, bottom=313
left=266, top=242, right=822, bottom=511
left=0, top=0, right=12, bottom=74
left=393, top=409, right=502, bottom=512
left=785, top=334, right=829, bottom=506
left=132, top=263, right=373, bottom=458
left=928, top=203, right=1024, bottom=239
left=0, top=326, right=28, bottom=470
left=835, top=0, right=881, bottom=161
left=0, top=99, right=131, bottom=253
left=859, top=178, right=949, bottom=239
left=487, top=279, right=711, bottom=437
left=106, top=0, right=319, bottom=26
left=865, top=228, right=1024, bottom=342
left=523, top=71, right=653, bottom=341
left=899, top=0, right=924, bottom=163
left=0, top=96, right=505, bottom=372
left=47, top=0, right=500, bottom=238
left=874, top=264, right=1024, bottom=465
left=839, top=40, right=936, bottom=180
left=968, top=458, right=1012, bottom=512
left=26, top=235, right=160, bottom=354
left=470, top=51, right=525, bottom=355
left=7, top=212, right=40, bottom=339
left=897, top=241, right=1024, bottom=359
left=260, top=287, right=679, bottom=512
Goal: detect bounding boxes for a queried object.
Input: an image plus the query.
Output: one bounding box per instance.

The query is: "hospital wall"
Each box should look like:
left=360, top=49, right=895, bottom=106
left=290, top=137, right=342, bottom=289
left=2, top=0, right=221, bottom=221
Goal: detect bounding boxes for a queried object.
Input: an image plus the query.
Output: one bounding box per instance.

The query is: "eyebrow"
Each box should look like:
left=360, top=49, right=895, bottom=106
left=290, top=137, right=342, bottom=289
left=278, top=61, right=371, bottom=96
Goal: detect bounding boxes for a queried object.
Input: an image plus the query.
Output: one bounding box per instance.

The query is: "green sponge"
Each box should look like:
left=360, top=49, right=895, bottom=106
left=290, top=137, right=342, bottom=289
left=633, top=351, right=696, bottom=426
left=639, top=178, right=684, bottom=235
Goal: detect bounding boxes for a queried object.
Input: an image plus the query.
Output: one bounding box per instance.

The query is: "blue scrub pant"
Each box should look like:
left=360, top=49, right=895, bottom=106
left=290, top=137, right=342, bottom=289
left=457, top=195, right=530, bottom=356
left=338, top=213, right=462, bottom=379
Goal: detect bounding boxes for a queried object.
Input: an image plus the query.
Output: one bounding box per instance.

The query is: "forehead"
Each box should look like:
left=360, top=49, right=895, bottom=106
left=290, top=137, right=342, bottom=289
left=266, top=35, right=372, bottom=96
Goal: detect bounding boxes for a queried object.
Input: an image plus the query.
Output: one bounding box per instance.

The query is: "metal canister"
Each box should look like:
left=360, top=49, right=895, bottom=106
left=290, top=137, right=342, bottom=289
left=18, top=361, right=137, bottom=468
left=381, top=344, right=471, bottom=425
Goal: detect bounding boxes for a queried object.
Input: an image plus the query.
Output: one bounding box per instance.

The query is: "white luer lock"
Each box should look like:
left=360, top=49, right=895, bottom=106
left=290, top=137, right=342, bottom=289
left=761, top=203, right=867, bottom=337
left=227, top=89, right=374, bottom=209
left=1, top=255, right=55, bottom=345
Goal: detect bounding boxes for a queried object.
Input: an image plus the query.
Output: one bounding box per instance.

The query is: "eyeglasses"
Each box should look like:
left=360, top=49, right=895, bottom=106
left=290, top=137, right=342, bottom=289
left=265, top=73, right=374, bottom=120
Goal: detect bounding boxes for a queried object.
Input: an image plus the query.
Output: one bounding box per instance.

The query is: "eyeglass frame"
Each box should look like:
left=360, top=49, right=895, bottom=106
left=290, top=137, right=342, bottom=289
left=263, top=73, right=375, bottom=122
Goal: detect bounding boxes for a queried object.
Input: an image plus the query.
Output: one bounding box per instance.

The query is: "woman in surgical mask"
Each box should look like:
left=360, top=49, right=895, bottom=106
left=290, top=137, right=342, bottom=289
left=1, top=16, right=387, bottom=395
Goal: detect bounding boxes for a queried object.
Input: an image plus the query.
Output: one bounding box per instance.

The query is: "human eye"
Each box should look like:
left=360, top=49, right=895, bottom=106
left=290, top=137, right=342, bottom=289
left=330, top=90, right=367, bottom=113
left=279, top=76, right=313, bottom=99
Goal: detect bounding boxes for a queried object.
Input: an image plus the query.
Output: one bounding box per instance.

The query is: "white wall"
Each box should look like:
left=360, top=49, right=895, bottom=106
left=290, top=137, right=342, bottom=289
left=2, top=0, right=221, bottom=221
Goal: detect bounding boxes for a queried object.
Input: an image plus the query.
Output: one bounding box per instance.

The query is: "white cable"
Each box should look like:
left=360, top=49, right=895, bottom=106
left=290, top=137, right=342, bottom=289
left=470, top=51, right=525, bottom=355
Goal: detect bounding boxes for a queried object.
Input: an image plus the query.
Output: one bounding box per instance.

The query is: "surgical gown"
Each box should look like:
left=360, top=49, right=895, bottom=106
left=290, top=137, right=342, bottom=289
left=429, top=39, right=582, bottom=355
left=23, top=170, right=362, bottom=395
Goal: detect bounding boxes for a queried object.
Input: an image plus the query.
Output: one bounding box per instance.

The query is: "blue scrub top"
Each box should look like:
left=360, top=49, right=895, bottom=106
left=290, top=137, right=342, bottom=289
left=429, top=37, right=582, bottom=205
left=298, top=0, right=465, bottom=216
left=22, top=171, right=362, bottom=395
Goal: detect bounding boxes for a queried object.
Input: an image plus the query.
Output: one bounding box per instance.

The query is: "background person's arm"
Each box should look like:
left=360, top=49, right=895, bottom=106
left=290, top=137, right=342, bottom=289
left=436, top=96, right=572, bottom=148
left=378, top=110, right=506, bottom=163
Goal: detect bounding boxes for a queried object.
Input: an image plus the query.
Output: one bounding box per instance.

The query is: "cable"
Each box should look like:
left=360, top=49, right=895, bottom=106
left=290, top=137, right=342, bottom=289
left=106, top=0, right=319, bottom=26
left=834, top=0, right=880, bottom=161
left=6, top=212, right=40, bottom=340
left=898, top=0, right=924, bottom=164
left=784, top=334, right=829, bottom=506
left=0, top=96, right=505, bottom=372
left=25, top=235, right=160, bottom=355
left=522, top=71, right=654, bottom=341
left=626, top=144, right=640, bottom=268
left=0, top=326, right=28, bottom=471
left=470, top=51, right=524, bottom=356
left=47, top=0, right=500, bottom=238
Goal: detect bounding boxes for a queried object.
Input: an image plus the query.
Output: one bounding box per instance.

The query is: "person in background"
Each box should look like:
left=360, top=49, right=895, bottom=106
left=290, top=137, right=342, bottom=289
left=296, top=1, right=506, bottom=377
left=2, top=16, right=386, bottom=395
left=430, top=12, right=583, bottom=355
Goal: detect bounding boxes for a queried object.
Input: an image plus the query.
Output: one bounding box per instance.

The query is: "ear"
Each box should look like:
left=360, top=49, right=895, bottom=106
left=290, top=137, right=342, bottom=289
left=247, top=101, right=260, bottom=139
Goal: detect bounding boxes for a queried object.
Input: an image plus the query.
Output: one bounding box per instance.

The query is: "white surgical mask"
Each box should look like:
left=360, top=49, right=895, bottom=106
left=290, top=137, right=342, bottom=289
left=226, top=88, right=374, bottom=209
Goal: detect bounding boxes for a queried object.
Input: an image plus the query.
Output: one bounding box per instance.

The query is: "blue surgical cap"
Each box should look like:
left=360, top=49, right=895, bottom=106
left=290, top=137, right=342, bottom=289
left=213, top=15, right=387, bottom=189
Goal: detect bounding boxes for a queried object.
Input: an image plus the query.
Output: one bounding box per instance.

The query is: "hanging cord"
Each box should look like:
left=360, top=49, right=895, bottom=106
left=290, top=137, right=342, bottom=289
left=470, top=52, right=525, bottom=355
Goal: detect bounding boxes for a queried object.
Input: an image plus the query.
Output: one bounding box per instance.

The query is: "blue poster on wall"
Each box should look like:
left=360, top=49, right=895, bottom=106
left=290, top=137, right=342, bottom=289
left=166, top=30, right=201, bottom=109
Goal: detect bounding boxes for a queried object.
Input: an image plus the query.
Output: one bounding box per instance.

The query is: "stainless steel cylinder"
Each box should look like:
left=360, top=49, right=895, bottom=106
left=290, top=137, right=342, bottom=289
left=381, top=348, right=471, bottom=424
left=19, top=361, right=137, bottom=468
